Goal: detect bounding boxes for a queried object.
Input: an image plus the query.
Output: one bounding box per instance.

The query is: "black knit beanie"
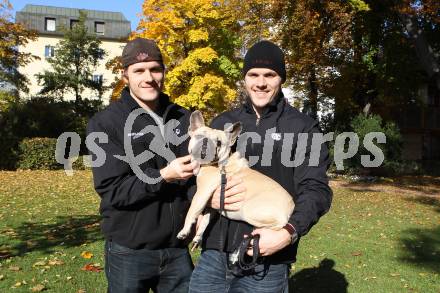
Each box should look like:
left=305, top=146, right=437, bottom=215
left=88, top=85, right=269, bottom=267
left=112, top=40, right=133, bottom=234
left=242, top=40, right=286, bottom=83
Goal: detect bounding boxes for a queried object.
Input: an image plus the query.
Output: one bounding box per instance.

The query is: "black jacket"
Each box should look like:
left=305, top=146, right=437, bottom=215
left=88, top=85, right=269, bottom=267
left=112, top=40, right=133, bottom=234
left=87, top=88, right=195, bottom=249
left=202, top=92, right=332, bottom=263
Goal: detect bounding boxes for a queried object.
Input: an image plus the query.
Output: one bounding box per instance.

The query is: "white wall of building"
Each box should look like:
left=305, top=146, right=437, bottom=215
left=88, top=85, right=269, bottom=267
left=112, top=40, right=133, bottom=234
left=19, top=36, right=125, bottom=104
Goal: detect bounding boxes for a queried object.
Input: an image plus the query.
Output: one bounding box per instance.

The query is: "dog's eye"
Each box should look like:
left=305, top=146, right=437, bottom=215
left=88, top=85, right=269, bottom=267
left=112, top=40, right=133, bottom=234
left=217, top=140, right=222, bottom=147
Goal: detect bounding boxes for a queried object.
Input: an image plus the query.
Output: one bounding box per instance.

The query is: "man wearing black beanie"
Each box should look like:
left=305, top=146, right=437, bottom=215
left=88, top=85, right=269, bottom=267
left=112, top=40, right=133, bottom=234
left=189, top=41, right=332, bottom=292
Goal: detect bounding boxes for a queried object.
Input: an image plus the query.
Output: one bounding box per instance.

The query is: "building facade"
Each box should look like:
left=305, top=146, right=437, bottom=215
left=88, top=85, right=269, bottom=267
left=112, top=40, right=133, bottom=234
left=16, top=4, right=131, bottom=103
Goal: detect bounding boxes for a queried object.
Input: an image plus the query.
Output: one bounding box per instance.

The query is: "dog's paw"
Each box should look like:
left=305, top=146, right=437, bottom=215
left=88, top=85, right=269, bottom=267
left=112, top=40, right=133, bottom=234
left=193, top=235, right=202, bottom=244
left=177, top=229, right=189, bottom=240
left=191, top=240, right=200, bottom=252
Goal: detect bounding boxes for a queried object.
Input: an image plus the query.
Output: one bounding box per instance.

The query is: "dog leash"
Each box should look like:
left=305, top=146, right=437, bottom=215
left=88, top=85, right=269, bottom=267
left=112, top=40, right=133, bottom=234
left=219, top=166, right=262, bottom=275
left=218, top=166, right=227, bottom=251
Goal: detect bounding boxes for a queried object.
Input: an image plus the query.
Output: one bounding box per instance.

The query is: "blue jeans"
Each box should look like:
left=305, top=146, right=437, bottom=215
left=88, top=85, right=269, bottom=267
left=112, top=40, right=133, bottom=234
left=189, top=250, right=289, bottom=293
left=105, top=240, right=193, bottom=293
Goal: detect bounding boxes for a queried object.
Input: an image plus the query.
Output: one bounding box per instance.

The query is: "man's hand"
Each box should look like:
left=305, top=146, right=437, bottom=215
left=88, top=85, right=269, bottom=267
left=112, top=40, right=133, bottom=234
left=247, top=228, right=291, bottom=257
left=160, top=155, right=199, bottom=182
left=209, top=175, right=245, bottom=211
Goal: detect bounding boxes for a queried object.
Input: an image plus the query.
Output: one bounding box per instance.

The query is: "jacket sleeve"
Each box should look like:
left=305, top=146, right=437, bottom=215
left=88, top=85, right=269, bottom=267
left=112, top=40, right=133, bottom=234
left=87, top=117, right=166, bottom=209
left=288, top=121, right=333, bottom=236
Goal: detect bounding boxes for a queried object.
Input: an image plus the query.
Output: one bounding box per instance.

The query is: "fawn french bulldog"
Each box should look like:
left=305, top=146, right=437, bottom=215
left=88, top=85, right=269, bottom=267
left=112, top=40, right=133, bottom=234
left=176, top=111, right=294, bottom=247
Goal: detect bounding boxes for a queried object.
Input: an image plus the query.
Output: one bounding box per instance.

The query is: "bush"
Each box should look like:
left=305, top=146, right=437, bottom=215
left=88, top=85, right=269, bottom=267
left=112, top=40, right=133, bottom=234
left=71, top=156, right=91, bottom=170
left=17, top=137, right=61, bottom=170
left=330, top=113, right=403, bottom=175
left=0, top=96, right=102, bottom=169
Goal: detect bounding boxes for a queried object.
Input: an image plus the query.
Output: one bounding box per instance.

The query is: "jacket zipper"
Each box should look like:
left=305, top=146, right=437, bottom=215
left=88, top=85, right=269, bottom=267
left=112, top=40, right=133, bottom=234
left=163, top=104, right=176, bottom=242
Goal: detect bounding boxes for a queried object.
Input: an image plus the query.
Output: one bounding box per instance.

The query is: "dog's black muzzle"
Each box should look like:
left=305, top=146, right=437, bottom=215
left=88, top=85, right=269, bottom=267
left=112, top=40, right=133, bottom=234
left=192, top=137, right=218, bottom=164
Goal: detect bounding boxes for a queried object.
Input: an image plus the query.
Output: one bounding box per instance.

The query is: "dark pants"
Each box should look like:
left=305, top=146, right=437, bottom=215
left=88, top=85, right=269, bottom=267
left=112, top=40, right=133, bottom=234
left=189, top=249, right=289, bottom=293
left=105, top=240, right=193, bottom=293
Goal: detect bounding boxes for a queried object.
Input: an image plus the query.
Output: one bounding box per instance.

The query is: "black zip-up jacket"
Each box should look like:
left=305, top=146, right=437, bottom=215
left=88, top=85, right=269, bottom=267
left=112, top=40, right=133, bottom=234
left=87, top=88, right=195, bottom=250
left=202, top=92, right=332, bottom=263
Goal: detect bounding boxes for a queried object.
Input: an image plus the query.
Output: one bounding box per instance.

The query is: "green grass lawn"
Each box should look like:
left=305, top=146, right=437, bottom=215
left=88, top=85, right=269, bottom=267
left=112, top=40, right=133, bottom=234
left=0, top=171, right=438, bottom=292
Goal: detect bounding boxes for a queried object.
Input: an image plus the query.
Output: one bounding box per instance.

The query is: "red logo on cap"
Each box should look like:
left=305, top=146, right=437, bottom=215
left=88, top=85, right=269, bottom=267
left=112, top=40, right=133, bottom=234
left=136, top=52, right=150, bottom=61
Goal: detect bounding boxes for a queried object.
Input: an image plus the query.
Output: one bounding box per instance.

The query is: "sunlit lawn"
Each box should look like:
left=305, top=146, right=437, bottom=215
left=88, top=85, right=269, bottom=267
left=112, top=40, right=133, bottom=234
left=0, top=171, right=438, bottom=292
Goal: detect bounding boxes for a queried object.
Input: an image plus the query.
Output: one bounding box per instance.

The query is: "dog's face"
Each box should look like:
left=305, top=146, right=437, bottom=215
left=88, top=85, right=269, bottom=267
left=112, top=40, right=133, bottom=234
left=188, top=111, right=242, bottom=167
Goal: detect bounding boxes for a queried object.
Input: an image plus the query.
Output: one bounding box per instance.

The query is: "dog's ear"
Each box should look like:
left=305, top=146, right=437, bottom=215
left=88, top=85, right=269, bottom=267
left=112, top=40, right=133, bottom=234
left=189, top=111, right=205, bottom=135
left=225, top=122, right=242, bottom=146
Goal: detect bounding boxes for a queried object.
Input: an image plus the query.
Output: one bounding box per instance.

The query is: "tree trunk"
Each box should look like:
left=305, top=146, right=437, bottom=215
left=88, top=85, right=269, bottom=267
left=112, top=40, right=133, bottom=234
left=303, top=66, right=318, bottom=120
left=399, top=13, right=440, bottom=90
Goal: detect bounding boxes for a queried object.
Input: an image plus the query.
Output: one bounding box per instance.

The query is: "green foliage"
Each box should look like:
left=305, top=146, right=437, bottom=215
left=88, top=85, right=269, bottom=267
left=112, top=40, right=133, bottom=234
left=17, top=138, right=59, bottom=170
left=0, top=0, right=38, bottom=94
left=348, top=113, right=403, bottom=174
left=0, top=96, right=102, bottom=169
left=36, top=11, right=106, bottom=101
left=347, top=0, right=370, bottom=12
left=71, top=156, right=91, bottom=170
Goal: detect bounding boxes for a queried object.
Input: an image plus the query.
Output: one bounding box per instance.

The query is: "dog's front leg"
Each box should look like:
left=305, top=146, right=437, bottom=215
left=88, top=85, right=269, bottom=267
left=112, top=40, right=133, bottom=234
left=191, top=211, right=213, bottom=251
left=177, top=182, right=218, bottom=240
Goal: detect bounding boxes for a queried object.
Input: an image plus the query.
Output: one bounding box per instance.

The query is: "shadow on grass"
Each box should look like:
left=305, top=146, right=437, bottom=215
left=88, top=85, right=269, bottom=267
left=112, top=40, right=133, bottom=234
left=289, top=259, right=348, bottom=293
left=404, top=196, right=440, bottom=213
left=399, top=226, right=440, bottom=273
left=10, top=215, right=103, bottom=256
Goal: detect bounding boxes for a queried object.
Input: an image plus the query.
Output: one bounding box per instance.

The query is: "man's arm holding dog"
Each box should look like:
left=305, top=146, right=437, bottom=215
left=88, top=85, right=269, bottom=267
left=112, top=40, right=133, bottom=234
left=249, top=121, right=332, bottom=256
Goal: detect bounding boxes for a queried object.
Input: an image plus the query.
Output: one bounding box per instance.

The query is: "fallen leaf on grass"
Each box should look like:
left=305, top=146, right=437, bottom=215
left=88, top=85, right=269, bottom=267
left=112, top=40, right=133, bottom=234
left=390, top=273, right=400, bottom=277
left=26, top=241, right=37, bottom=248
left=77, top=289, right=86, bottom=293
left=0, top=274, right=4, bottom=280
left=48, top=259, right=64, bottom=266
left=12, top=281, right=22, bottom=288
left=8, top=265, right=20, bottom=271
left=351, top=251, right=362, bottom=256
left=0, top=249, right=12, bottom=259
left=33, top=261, right=46, bottom=267
left=80, top=251, right=93, bottom=259
left=81, top=263, right=102, bottom=272
left=31, top=284, right=46, bottom=292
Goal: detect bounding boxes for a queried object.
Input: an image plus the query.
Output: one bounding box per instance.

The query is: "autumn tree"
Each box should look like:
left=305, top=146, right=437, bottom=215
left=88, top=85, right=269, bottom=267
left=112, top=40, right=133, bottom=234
left=395, top=0, right=440, bottom=91
left=328, top=0, right=440, bottom=129
left=36, top=11, right=106, bottom=102
left=271, top=0, right=368, bottom=120
left=0, top=0, right=38, bottom=95
left=134, top=0, right=245, bottom=116
left=105, top=56, right=125, bottom=102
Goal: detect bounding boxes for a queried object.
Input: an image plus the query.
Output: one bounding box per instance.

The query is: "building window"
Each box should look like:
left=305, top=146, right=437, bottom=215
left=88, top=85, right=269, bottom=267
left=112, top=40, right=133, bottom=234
left=45, top=18, right=56, bottom=31
left=70, top=19, right=79, bottom=29
left=95, top=22, right=105, bottom=35
left=92, top=74, right=103, bottom=84
left=44, top=45, right=55, bottom=58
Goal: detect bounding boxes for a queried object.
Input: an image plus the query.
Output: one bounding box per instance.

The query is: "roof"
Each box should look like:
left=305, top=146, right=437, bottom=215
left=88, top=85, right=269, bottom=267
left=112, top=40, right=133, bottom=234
left=16, top=4, right=131, bottom=40
left=20, top=4, right=128, bottom=21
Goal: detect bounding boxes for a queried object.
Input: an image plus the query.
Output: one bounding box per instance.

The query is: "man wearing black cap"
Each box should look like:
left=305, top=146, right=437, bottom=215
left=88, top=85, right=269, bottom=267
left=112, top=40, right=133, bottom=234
left=189, top=41, right=332, bottom=292
left=87, top=38, right=245, bottom=292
